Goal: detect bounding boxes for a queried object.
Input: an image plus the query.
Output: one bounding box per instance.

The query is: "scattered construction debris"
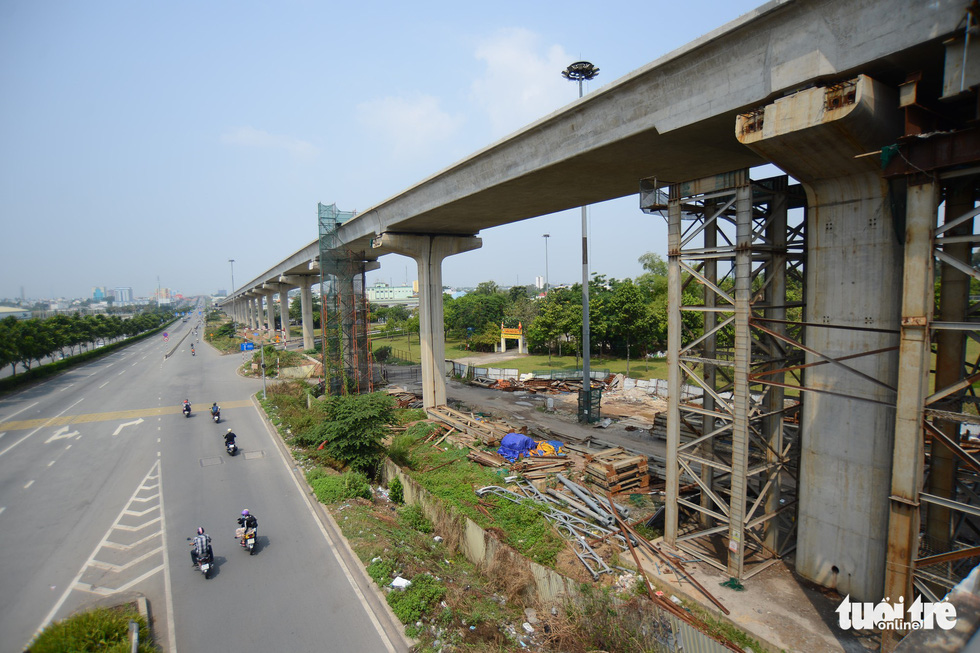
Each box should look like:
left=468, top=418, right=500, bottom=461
left=425, top=405, right=511, bottom=445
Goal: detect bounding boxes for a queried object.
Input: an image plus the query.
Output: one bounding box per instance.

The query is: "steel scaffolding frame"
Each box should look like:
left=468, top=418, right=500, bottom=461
left=318, top=202, right=374, bottom=395
left=886, top=173, right=980, bottom=616
left=652, top=170, right=805, bottom=580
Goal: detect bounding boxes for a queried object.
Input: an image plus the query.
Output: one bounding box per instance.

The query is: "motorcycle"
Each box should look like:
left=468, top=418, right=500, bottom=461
left=212, top=411, right=220, bottom=423
left=188, top=541, right=213, bottom=579
left=226, top=441, right=237, bottom=456
left=183, top=405, right=191, bottom=418
left=237, top=526, right=257, bottom=554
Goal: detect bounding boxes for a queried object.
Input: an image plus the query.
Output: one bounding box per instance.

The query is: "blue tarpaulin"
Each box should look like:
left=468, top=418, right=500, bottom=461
left=497, top=433, right=539, bottom=463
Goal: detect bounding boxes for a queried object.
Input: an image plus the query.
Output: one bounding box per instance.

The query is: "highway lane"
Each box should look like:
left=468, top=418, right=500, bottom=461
left=0, top=322, right=189, bottom=651
left=0, top=319, right=406, bottom=652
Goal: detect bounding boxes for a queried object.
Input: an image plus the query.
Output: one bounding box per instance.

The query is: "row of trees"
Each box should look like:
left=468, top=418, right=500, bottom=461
left=435, top=254, right=683, bottom=375
left=0, top=311, right=171, bottom=375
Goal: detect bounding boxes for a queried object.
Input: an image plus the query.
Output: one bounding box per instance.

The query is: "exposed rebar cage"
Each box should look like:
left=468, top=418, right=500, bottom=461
left=318, top=202, right=373, bottom=395
left=646, top=170, right=806, bottom=580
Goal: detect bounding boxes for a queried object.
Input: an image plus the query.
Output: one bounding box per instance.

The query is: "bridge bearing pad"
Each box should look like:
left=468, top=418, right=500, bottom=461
left=200, top=457, right=223, bottom=467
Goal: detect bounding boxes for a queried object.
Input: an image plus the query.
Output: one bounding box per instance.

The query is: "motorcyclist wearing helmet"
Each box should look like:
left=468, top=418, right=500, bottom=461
left=237, top=509, right=258, bottom=543
left=182, top=399, right=191, bottom=415
left=210, top=403, right=220, bottom=418
left=189, top=527, right=212, bottom=567
left=224, top=428, right=236, bottom=446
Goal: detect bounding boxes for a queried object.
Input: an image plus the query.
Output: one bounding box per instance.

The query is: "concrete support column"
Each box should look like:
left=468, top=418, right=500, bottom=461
left=257, top=290, right=274, bottom=334
left=280, top=274, right=318, bottom=351
left=278, top=284, right=290, bottom=342
left=372, top=233, right=481, bottom=408
left=882, top=179, right=937, bottom=647
left=246, top=296, right=256, bottom=331
left=738, top=75, right=902, bottom=600
left=262, top=285, right=281, bottom=339
left=301, top=285, right=315, bottom=351
left=252, top=295, right=262, bottom=332
left=250, top=295, right=261, bottom=332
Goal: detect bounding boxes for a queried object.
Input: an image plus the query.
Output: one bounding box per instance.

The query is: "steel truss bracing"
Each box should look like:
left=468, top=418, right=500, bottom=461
left=318, top=202, right=374, bottom=395
left=652, top=170, right=806, bottom=580
left=886, top=173, right=980, bottom=613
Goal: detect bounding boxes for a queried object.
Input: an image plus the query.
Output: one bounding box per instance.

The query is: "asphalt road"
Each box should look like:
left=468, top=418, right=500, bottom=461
left=0, top=318, right=406, bottom=652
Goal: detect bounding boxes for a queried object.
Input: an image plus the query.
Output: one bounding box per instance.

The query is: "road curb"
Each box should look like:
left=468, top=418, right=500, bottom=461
left=250, top=394, right=412, bottom=653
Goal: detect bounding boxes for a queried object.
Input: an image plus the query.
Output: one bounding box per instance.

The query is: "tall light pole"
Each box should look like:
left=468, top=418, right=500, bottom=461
left=563, top=61, right=599, bottom=422
left=228, top=259, right=236, bottom=326
left=542, top=233, right=550, bottom=294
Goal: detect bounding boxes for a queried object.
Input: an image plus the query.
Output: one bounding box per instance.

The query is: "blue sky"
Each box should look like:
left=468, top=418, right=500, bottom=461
left=0, top=0, right=768, bottom=300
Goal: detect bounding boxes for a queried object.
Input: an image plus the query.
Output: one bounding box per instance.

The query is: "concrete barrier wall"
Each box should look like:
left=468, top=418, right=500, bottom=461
left=382, top=459, right=574, bottom=603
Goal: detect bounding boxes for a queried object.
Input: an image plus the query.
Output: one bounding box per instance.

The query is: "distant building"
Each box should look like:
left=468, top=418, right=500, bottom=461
left=92, top=286, right=106, bottom=301
left=367, top=282, right=417, bottom=306
left=113, top=287, right=133, bottom=303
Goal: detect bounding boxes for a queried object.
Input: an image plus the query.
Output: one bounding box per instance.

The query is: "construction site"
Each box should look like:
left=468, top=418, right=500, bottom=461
left=222, top=2, right=980, bottom=650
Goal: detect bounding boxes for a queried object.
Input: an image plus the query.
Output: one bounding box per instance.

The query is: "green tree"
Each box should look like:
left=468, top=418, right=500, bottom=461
left=16, top=318, right=55, bottom=371
left=527, top=288, right=581, bottom=362
left=0, top=317, right=20, bottom=375
left=475, top=280, right=500, bottom=295
left=444, top=292, right=507, bottom=337
left=508, top=285, right=529, bottom=302
left=307, top=392, right=396, bottom=475
left=610, top=279, right=653, bottom=377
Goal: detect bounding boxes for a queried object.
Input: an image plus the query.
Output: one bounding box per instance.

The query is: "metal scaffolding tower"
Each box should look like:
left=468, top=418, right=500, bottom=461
left=885, top=168, right=980, bottom=611
left=643, top=170, right=806, bottom=580
left=317, top=202, right=374, bottom=395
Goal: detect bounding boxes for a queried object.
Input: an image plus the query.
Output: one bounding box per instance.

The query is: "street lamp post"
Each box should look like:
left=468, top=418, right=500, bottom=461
left=542, top=233, right=550, bottom=294
left=228, top=259, right=236, bottom=325
left=563, top=61, right=599, bottom=422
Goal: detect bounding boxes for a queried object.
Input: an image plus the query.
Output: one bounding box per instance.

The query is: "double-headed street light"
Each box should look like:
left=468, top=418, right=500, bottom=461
left=563, top=61, right=599, bottom=422
left=542, top=233, right=550, bottom=294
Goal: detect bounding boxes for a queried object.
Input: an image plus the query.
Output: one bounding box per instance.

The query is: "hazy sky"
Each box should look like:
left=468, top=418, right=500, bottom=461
left=1, top=0, right=768, bottom=300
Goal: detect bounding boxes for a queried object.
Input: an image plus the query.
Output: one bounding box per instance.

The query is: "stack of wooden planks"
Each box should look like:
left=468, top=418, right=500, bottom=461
left=511, top=456, right=573, bottom=479
left=584, top=447, right=650, bottom=492
left=466, top=449, right=509, bottom=467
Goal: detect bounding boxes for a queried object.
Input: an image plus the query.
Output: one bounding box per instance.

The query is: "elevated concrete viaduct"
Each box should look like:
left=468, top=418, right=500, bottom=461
left=218, top=0, right=977, bottom=632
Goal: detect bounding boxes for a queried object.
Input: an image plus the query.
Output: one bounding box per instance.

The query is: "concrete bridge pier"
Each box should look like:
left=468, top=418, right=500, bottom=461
left=259, top=289, right=277, bottom=334
left=262, top=284, right=282, bottom=337
left=372, top=233, right=481, bottom=408
left=278, top=282, right=291, bottom=342
left=280, top=274, right=317, bottom=349
left=246, top=294, right=258, bottom=332
left=737, top=75, right=903, bottom=601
